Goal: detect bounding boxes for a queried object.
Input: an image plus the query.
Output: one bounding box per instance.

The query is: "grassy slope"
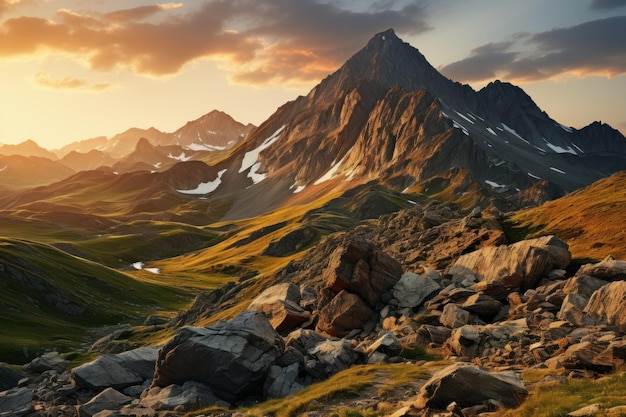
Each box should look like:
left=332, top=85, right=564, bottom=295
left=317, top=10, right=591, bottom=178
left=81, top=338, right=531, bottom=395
left=506, top=171, right=626, bottom=261
left=0, top=237, right=190, bottom=364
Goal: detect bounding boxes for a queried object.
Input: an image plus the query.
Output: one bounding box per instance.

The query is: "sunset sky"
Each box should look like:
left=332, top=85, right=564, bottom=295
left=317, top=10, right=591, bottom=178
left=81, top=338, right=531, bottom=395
left=1, top=0, right=625, bottom=149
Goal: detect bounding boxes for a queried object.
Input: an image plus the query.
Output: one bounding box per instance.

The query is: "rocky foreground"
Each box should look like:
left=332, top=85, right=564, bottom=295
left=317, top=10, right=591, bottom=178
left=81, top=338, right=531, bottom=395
left=2, top=205, right=626, bottom=416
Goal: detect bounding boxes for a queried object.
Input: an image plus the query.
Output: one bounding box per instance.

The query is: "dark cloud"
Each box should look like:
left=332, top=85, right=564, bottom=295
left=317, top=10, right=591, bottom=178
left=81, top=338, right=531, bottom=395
left=590, top=0, right=626, bottom=10
left=33, top=72, right=111, bottom=91
left=0, top=0, right=432, bottom=84
left=440, top=16, right=626, bottom=84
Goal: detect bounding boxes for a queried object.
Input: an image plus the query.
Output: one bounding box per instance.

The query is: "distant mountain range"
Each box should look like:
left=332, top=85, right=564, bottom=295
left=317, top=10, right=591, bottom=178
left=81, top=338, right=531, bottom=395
left=1, top=29, right=625, bottom=216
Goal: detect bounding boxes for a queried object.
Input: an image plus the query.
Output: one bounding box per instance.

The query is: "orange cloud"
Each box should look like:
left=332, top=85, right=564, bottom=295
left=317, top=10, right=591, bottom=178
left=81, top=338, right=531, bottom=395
left=34, top=71, right=111, bottom=91
left=0, top=1, right=430, bottom=84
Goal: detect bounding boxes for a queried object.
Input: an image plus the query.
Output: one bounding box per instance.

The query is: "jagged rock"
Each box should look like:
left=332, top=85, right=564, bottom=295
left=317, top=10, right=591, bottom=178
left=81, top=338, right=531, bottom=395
left=545, top=341, right=614, bottom=373
left=424, top=286, right=475, bottom=312
left=285, top=329, right=327, bottom=354
left=446, top=325, right=482, bottom=358
left=0, top=364, right=24, bottom=392
left=140, top=381, right=228, bottom=411
left=563, top=275, right=607, bottom=299
left=72, top=346, right=159, bottom=391
left=77, top=388, right=131, bottom=417
left=0, top=387, right=32, bottom=417
left=440, top=304, right=471, bottom=329
left=305, top=339, right=366, bottom=380
left=414, top=364, right=527, bottom=409
left=595, top=340, right=626, bottom=369
left=557, top=293, right=594, bottom=326
left=416, top=325, right=452, bottom=347
left=26, top=351, right=70, bottom=374
left=448, top=235, right=570, bottom=291
left=461, top=293, right=503, bottom=321
left=263, top=363, right=304, bottom=398
left=152, top=311, right=284, bottom=402
left=576, top=256, right=626, bottom=281
left=366, top=331, right=402, bottom=357
left=393, top=272, right=441, bottom=308
left=316, top=290, right=375, bottom=337
left=324, top=238, right=402, bottom=306
left=584, top=281, right=626, bottom=332
left=248, top=283, right=311, bottom=333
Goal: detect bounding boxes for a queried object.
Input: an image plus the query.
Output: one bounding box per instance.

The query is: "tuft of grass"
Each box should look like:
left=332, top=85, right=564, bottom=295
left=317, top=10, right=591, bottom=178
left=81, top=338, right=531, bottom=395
left=501, top=372, right=626, bottom=417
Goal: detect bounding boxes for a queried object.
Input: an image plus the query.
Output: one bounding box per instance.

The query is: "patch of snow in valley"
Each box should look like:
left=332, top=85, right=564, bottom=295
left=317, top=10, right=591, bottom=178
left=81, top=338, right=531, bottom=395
left=168, top=152, right=192, bottom=161
left=496, top=126, right=504, bottom=131
left=407, top=200, right=417, bottom=205
left=534, top=146, right=546, bottom=153
left=486, top=127, right=497, bottom=136
left=153, top=162, right=162, bottom=168
left=187, top=143, right=227, bottom=151
left=528, top=172, right=541, bottom=179
left=132, top=262, right=160, bottom=274
left=177, top=169, right=227, bottom=194
left=501, top=123, right=530, bottom=144
left=240, top=125, right=286, bottom=174
left=485, top=180, right=507, bottom=189
left=455, top=111, right=475, bottom=125
left=452, top=121, right=469, bottom=136
left=144, top=268, right=161, bottom=274
left=573, top=144, right=584, bottom=154
left=550, top=167, right=566, bottom=174
left=207, top=130, right=216, bottom=134
left=291, top=184, right=306, bottom=193
left=543, top=138, right=577, bottom=155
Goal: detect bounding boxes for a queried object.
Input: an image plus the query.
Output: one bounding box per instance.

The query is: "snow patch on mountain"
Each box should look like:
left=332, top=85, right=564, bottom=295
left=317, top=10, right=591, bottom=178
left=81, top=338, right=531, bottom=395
left=485, top=180, right=507, bottom=189
left=187, top=143, right=227, bottom=151
left=528, top=172, right=541, bottom=179
left=247, top=162, right=267, bottom=184
left=314, top=149, right=353, bottom=185
left=132, top=262, right=161, bottom=274
left=501, top=123, right=530, bottom=144
left=177, top=169, right=228, bottom=195
left=168, top=152, right=192, bottom=161
left=543, top=138, right=577, bottom=155
left=240, top=125, right=286, bottom=174
left=550, top=167, right=566, bottom=174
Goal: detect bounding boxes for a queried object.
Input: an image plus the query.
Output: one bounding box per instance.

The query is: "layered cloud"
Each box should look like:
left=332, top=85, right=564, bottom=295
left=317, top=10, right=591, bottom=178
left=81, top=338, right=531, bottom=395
left=440, top=16, right=626, bottom=84
left=0, top=0, right=430, bottom=85
left=34, top=72, right=111, bottom=91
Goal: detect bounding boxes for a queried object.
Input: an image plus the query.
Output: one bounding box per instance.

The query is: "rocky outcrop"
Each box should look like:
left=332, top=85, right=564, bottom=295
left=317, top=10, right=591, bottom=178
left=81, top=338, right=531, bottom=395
left=72, top=346, right=159, bottom=391
left=392, top=272, right=440, bottom=309
left=0, top=387, right=32, bottom=417
left=414, top=364, right=528, bottom=410
left=584, top=281, right=626, bottom=332
left=316, top=290, right=375, bottom=337
left=248, top=283, right=311, bottom=333
left=26, top=351, right=69, bottom=374
left=77, top=388, right=131, bottom=417
left=152, top=311, right=284, bottom=402
left=139, top=381, right=228, bottom=411
left=448, top=235, right=570, bottom=290
left=577, top=256, right=626, bottom=282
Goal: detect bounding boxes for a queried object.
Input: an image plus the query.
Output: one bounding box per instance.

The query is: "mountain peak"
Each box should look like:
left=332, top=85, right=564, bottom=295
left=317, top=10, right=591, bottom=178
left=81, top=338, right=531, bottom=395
left=308, top=29, right=466, bottom=106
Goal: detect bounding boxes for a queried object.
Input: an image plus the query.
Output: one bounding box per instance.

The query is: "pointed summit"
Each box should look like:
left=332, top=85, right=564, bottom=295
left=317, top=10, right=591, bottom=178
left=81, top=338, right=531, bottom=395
left=308, top=29, right=470, bottom=106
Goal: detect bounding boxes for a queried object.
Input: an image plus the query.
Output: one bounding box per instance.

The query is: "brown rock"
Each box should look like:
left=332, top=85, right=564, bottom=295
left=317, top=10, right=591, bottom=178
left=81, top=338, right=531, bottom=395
left=440, top=304, right=471, bottom=329
left=316, top=290, right=375, bottom=337
left=584, top=281, right=626, bottom=332
left=414, top=364, right=528, bottom=409
left=248, top=283, right=311, bottom=333
left=448, top=235, right=570, bottom=291
left=461, top=293, right=503, bottom=321
left=576, top=256, right=626, bottom=281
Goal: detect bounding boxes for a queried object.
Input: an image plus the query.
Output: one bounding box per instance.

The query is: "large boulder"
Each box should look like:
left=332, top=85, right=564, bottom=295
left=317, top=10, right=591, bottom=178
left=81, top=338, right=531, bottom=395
left=584, top=281, right=626, bottom=332
left=448, top=235, right=570, bottom=291
left=316, top=290, right=375, bottom=337
left=414, top=364, right=528, bottom=409
left=248, top=283, right=311, bottom=333
left=392, top=272, right=440, bottom=308
left=324, top=238, right=403, bottom=306
left=0, top=364, right=24, bottom=392
left=152, top=311, right=284, bottom=402
left=576, top=256, right=626, bottom=281
left=72, top=346, right=160, bottom=391
left=440, top=304, right=471, bottom=329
